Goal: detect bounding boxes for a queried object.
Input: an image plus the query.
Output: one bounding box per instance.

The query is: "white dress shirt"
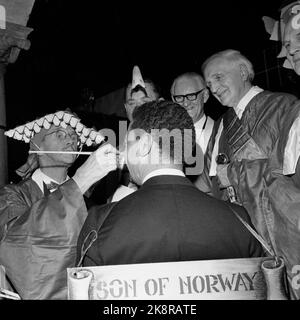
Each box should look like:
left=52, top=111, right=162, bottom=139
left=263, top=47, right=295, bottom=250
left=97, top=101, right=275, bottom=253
left=142, top=168, right=185, bottom=184
left=194, top=115, right=214, bottom=154
left=32, top=168, right=69, bottom=193
left=111, top=168, right=185, bottom=202
left=209, top=86, right=264, bottom=176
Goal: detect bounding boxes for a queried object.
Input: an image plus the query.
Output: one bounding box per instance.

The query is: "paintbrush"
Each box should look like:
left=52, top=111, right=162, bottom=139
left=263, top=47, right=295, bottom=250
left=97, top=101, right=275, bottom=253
left=29, top=150, right=92, bottom=155
left=29, top=150, right=126, bottom=169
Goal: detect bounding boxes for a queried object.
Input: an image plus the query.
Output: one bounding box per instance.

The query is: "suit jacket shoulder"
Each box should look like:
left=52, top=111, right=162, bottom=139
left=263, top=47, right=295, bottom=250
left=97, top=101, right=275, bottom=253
left=76, top=202, right=117, bottom=265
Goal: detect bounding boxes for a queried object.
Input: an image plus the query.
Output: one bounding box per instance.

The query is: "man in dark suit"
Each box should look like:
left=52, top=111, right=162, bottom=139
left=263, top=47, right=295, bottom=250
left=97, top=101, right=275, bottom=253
left=77, top=100, right=263, bottom=267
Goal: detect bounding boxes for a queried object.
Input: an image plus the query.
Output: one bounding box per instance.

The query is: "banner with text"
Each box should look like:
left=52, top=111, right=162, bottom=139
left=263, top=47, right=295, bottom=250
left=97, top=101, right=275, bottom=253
left=67, top=257, right=269, bottom=300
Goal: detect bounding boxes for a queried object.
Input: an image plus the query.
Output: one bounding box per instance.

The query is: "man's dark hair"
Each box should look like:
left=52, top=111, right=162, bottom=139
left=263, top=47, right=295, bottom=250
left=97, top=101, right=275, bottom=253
left=131, top=100, right=195, bottom=163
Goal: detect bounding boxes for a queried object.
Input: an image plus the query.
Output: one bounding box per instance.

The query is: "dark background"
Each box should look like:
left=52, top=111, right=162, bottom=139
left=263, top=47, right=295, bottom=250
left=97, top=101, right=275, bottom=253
left=5, top=0, right=300, bottom=186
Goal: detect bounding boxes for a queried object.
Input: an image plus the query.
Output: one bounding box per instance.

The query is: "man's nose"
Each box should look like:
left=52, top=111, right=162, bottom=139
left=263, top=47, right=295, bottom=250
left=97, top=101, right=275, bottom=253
left=182, top=98, right=190, bottom=108
left=209, top=81, right=219, bottom=94
left=65, top=134, right=77, bottom=147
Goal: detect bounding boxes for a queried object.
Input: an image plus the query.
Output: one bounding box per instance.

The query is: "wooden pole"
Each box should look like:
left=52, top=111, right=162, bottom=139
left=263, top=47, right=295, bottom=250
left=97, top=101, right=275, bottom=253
left=0, top=0, right=34, bottom=186
left=0, top=63, right=6, bottom=186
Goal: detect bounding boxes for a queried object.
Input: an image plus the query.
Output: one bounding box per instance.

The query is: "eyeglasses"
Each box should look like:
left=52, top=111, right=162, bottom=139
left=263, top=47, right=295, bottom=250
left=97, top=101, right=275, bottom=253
left=45, top=129, right=79, bottom=145
left=172, top=88, right=205, bottom=103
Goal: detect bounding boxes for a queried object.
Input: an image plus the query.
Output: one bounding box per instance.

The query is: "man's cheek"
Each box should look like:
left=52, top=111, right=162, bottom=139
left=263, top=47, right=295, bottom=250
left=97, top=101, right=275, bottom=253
left=125, top=146, right=137, bottom=166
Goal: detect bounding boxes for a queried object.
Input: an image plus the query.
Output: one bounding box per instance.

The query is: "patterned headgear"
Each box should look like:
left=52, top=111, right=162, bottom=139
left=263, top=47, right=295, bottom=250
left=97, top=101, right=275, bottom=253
left=5, top=110, right=104, bottom=147
left=4, top=110, right=105, bottom=178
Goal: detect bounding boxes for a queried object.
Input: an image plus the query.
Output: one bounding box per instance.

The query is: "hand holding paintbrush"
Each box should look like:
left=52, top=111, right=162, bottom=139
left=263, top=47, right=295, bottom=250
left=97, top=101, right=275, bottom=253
left=72, top=143, right=122, bottom=194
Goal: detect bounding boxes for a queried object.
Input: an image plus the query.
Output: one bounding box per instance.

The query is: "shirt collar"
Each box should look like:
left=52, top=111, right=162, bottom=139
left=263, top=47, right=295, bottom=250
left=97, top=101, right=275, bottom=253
left=31, top=168, right=69, bottom=193
left=142, top=168, right=185, bottom=184
left=233, top=86, right=264, bottom=119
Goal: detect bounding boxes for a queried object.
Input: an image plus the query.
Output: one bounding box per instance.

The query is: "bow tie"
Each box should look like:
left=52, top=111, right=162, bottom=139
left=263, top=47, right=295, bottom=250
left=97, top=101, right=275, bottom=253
left=46, top=181, right=59, bottom=191
left=43, top=181, right=59, bottom=195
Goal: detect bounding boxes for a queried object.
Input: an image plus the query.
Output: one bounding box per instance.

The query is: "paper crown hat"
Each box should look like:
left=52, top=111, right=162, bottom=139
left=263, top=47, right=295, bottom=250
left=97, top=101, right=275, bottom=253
left=131, top=65, right=146, bottom=90
left=4, top=110, right=105, bottom=147
left=262, top=1, right=300, bottom=69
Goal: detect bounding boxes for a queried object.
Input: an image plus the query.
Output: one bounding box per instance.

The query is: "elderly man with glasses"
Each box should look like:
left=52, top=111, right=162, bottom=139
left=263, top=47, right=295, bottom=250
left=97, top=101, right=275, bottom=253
left=170, top=72, right=214, bottom=155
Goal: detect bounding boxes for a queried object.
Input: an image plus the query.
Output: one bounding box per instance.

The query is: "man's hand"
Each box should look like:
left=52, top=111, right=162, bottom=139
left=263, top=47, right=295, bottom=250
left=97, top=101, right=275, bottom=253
left=216, top=163, right=231, bottom=188
left=73, top=143, right=118, bottom=194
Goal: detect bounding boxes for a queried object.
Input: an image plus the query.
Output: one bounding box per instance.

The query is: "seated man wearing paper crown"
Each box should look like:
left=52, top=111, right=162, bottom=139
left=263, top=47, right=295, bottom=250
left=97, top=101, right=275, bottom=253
left=124, top=66, right=163, bottom=123
left=77, top=100, right=263, bottom=270
left=0, top=110, right=118, bottom=299
left=110, top=66, right=163, bottom=202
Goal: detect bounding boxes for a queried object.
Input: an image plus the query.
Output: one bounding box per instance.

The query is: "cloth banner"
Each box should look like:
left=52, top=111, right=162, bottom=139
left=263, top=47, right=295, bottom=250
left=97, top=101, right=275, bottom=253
left=67, top=257, right=271, bottom=300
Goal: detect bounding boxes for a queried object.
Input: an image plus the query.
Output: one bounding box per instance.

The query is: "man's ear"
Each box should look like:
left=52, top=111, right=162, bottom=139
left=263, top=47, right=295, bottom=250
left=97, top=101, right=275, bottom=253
left=124, top=103, right=133, bottom=122
left=136, top=132, right=153, bottom=158
left=203, top=88, right=209, bottom=103
left=124, top=103, right=129, bottom=114
left=240, top=64, right=249, bottom=81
